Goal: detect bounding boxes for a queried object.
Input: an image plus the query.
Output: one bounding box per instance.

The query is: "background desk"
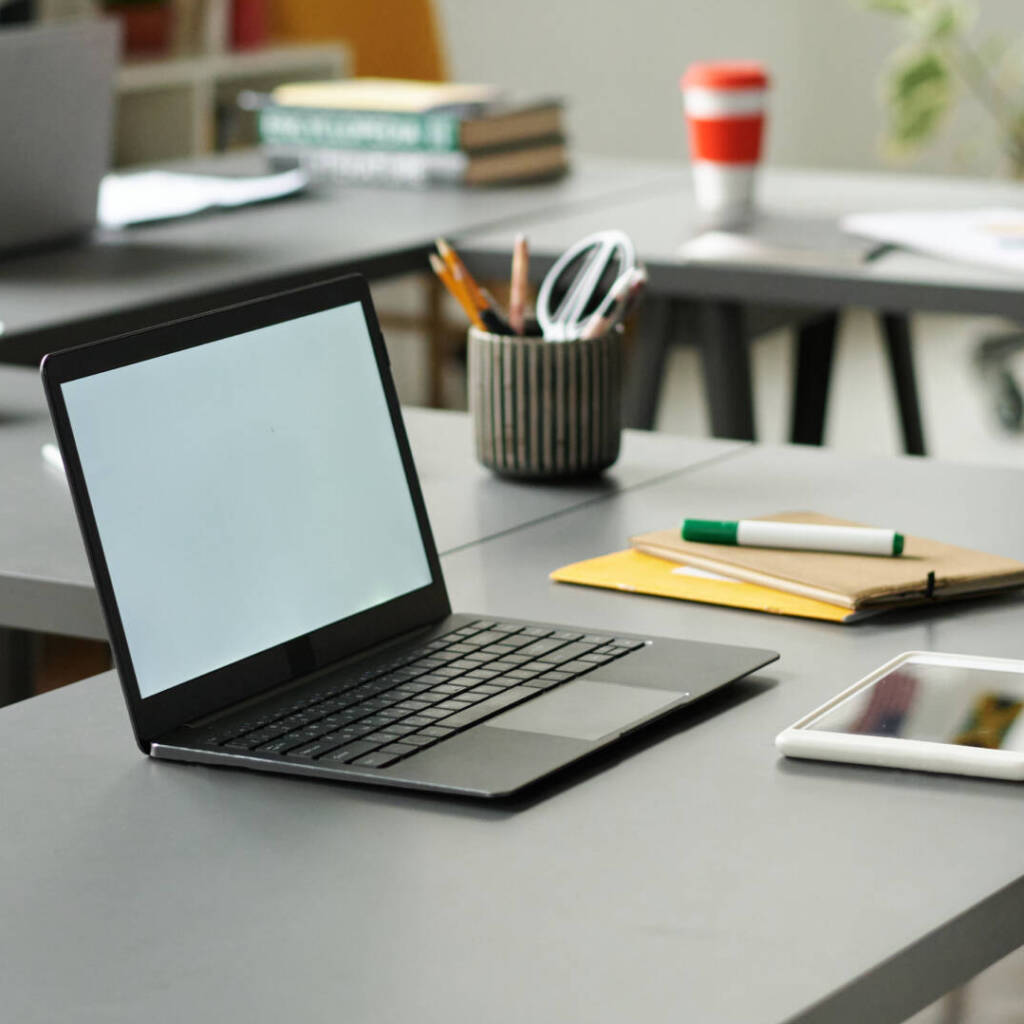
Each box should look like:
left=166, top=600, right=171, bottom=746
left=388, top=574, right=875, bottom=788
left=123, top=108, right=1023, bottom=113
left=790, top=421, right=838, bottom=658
left=0, top=365, right=743, bottom=700
left=460, top=167, right=1024, bottom=454
left=0, top=153, right=679, bottom=367
left=1, top=430, right=1023, bottom=1024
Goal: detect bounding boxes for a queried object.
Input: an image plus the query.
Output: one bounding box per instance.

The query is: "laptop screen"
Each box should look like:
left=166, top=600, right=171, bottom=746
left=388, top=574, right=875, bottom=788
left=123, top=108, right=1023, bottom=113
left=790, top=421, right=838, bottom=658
left=60, top=300, right=433, bottom=699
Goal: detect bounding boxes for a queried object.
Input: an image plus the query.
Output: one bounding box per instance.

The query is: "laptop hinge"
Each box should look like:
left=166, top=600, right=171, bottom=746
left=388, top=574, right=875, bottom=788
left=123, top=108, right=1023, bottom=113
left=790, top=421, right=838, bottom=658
left=181, top=620, right=445, bottom=729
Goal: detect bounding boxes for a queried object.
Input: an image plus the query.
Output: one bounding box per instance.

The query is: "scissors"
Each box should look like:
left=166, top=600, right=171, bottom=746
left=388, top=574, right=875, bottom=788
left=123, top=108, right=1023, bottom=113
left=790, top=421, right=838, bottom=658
left=536, top=230, right=636, bottom=341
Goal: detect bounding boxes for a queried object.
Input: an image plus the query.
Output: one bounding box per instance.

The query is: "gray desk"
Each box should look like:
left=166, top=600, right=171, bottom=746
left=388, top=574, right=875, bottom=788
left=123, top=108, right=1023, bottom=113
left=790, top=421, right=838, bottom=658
left=2, top=435, right=1023, bottom=1024
left=0, top=365, right=742, bottom=697
left=460, top=167, right=1024, bottom=453
left=0, top=153, right=679, bottom=366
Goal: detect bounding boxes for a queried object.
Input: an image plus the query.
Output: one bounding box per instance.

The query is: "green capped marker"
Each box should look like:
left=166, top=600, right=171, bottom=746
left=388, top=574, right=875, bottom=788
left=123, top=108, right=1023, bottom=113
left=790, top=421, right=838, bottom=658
left=681, top=519, right=904, bottom=557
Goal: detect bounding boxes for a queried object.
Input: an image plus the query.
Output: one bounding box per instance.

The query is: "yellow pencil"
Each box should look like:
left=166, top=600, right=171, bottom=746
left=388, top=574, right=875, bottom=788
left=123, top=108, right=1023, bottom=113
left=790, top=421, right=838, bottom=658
left=429, top=253, right=484, bottom=330
left=435, top=237, right=488, bottom=312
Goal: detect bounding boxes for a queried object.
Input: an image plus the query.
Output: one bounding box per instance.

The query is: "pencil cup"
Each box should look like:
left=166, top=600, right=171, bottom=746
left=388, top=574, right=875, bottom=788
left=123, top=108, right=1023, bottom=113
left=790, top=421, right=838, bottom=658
left=467, top=327, right=622, bottom=479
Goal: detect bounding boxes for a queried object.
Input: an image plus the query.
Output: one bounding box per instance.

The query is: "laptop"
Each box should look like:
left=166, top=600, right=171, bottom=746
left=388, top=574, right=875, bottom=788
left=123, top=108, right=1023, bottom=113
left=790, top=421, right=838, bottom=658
left=0, top=19, right=118, bottom=255
left=42, top=275, right=778, bottom=798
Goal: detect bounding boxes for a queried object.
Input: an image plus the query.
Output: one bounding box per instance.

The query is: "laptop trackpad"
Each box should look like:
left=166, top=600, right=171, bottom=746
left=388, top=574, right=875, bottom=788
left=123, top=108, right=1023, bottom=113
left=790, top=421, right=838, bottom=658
left=484, top=680, right=681, bottom=742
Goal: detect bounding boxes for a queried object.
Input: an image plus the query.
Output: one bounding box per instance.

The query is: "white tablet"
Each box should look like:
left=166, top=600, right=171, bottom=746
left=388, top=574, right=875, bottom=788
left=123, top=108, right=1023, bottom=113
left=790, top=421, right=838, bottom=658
left=776, top=651, right=1024, bottom=780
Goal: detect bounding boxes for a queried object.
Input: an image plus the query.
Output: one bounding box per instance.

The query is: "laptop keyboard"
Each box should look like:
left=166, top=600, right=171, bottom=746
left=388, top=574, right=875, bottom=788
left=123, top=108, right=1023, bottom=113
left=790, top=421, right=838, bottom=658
left=206, top=620, right=646, bottom=771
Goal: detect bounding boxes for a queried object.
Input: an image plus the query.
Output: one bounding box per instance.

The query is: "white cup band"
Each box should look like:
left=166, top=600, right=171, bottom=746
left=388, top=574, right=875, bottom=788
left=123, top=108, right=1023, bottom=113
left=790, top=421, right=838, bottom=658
left=682, top=87, right=766, bottom=118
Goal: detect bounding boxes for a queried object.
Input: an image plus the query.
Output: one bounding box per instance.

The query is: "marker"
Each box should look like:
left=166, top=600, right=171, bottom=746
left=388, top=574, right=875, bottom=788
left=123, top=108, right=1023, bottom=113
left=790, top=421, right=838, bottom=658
left=478, top=286, right=511, bottom=334
left=681, top=518, right=905, bottom=556
left=580, top=266, right=647, bottom=340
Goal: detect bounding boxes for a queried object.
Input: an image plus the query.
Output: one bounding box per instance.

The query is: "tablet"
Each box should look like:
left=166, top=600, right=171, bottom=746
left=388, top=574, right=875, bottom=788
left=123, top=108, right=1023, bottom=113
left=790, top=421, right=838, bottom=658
left=775, top=651, right=1024, bottom=780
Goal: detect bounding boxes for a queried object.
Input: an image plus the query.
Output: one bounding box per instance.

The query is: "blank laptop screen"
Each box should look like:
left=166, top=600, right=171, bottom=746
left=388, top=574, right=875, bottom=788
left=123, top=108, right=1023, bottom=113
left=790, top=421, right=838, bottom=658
left=61, top=301, right=433, bottom=699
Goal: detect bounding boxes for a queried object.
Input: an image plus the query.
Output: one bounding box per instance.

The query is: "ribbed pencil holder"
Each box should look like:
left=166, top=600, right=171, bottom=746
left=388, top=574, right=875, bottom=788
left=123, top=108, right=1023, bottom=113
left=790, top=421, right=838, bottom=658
left=467, top=326, right=622, bottom=479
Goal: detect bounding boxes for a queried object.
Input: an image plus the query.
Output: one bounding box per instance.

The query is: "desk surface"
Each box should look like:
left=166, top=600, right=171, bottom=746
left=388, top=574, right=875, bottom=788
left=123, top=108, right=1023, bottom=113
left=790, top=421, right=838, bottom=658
left=460, top=165, right=1024, bottom=318
left=0, top=153, right=679, bottom=365
left=2, top=429, right=1023, bottom=1024
left=443, top=442, right=1024, bottom=1024
left=0, top=366, right=741, bottom=638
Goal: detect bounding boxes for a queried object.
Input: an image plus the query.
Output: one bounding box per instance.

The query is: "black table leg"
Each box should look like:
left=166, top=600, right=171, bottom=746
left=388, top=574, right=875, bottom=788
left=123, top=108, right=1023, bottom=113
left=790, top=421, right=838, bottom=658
left=879, top=311, right=927, bottom=456
left=0, top=627, right=38, bottom=707
left=790, top=311, right=840, bottom=446
left=622, top=296, right=675, bottom=430
left=698, top=300, right=755, bottom=440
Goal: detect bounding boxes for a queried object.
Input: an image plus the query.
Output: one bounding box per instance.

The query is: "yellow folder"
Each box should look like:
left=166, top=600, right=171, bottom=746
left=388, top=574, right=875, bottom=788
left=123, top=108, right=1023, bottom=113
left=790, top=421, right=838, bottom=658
left=550, top=548, right=860, bottom=623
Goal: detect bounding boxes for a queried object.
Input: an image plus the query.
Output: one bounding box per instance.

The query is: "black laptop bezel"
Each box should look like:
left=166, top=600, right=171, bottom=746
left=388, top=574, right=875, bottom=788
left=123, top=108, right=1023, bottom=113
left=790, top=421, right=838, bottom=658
left=41, top=274, right=450, bottom=750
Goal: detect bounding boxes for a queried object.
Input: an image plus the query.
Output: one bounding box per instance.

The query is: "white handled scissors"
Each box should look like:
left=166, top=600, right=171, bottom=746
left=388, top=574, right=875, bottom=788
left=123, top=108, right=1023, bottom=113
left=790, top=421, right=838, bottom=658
left=536, top=230, right=636, bottom=341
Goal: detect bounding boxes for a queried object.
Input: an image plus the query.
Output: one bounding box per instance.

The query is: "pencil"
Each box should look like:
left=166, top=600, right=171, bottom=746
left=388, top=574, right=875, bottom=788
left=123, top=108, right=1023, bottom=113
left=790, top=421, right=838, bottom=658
left=435, top=237, right=488, bottom=312
left=450, top=262, right=487, bottom=330
left=509, top=233, right=528, bottom=335
left=430, top=253, right=484, bottom=330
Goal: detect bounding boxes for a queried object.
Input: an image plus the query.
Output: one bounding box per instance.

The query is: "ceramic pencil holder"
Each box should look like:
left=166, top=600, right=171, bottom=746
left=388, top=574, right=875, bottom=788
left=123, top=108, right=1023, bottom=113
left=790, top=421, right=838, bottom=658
left=467, top=325, right=623, bottom=479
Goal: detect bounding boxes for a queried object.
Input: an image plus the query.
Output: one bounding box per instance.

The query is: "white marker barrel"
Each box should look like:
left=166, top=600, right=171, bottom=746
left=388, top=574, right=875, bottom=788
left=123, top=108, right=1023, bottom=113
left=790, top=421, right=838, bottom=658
left=736, top=521, right=902, bottom=556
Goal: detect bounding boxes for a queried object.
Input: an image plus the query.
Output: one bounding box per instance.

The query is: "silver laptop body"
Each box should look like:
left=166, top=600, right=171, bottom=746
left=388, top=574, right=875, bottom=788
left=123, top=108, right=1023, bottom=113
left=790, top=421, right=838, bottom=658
left=0, top=19, right=118, bottom=254
left=42, top=275, right=778, bottom=798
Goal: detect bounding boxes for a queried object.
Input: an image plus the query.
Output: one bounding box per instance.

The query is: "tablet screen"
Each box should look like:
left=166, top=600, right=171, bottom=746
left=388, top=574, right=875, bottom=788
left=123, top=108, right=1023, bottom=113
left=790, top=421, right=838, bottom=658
left=806, top=658, right=1024, bottom=751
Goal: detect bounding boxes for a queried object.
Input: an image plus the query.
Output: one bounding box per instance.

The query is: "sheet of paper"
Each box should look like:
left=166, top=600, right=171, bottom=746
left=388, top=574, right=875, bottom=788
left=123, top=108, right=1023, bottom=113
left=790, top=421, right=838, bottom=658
left=671, top=565, right=738, bottom=582
left=98, top=168, right=309, bottom=229
left=842, top=208, right=1024, bottom=275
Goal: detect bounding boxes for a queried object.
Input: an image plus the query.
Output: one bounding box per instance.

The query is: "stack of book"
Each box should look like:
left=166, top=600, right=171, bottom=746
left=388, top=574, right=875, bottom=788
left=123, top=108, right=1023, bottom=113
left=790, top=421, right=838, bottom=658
left=255, top=78, right=569, bottom=188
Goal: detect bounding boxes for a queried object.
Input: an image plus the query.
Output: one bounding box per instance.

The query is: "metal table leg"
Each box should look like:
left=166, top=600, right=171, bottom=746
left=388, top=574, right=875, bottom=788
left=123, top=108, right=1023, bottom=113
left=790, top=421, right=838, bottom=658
left=0, top=627, right=39, bottom=707
left=880, top=311, right=927, bottom=456
left=790, top=311, right=840, bottom=446
left=622, top=296, right=676, bottom=430
left=698, top=300, right=755, bottom=441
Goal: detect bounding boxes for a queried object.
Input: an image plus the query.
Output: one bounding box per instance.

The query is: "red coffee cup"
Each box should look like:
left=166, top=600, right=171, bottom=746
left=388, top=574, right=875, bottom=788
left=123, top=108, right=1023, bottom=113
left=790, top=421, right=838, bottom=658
left=680, top=62, right=770, bottom=227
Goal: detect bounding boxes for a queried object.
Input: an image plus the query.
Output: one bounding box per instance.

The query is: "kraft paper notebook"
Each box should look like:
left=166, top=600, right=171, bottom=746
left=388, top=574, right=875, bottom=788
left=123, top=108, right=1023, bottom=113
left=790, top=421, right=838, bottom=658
left=630, top=512, right=1024, bottom=611
left=551, top=512, right=1024, bottom=624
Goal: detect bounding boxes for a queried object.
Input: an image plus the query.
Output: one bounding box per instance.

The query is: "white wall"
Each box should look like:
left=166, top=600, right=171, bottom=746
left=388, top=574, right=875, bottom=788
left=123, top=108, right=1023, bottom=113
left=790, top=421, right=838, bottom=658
left=436, top=0, right=1023, bottom=176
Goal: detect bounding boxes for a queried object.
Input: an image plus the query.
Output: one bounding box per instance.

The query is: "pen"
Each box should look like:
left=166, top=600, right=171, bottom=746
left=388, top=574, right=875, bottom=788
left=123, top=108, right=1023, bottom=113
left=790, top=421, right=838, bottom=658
left=429, top=253, right=484, bottom=330
left=580, top=266, right=647, bottom=340
left=478, top=286, right=511, bottom=334
left=681, top=518, right=905, bottom=556
left=509, top=233, right=528, bottom=335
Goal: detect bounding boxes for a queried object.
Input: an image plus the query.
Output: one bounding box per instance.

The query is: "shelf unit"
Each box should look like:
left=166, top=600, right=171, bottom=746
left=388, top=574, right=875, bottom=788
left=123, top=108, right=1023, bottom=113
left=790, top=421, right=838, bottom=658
left=114, top=41, right=348, bottom=165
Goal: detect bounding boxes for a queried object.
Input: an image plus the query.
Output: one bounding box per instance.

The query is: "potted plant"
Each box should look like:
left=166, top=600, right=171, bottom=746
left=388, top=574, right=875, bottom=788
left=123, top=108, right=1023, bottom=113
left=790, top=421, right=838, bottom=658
left=863, top=0, right=1024, bottom=178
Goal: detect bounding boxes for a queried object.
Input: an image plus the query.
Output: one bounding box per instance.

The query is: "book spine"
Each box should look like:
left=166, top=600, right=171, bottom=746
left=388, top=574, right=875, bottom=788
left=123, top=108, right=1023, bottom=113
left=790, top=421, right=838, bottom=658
left=266, top=146, right=469, bottom=186
left=258, top=107, right=462, bottom=153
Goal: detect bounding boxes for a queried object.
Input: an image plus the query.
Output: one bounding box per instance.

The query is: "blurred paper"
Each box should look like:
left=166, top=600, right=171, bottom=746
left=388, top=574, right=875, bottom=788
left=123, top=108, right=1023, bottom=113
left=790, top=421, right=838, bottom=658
left=842, top=208, right=1024, bottom=275
left=98, top=168, right=308, bottom=228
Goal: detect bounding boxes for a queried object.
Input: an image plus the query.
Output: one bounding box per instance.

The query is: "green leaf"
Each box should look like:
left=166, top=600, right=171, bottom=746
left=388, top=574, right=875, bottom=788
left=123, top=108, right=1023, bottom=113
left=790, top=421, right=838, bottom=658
left=885, top=49, right=953, bottom=146
left=889, top=49, right=949, bottom=100
left=922, top=4, right=960, bottom=39
left=860, top=0, right=916, bottom=16
left=887, top=84, right=952, bottom=145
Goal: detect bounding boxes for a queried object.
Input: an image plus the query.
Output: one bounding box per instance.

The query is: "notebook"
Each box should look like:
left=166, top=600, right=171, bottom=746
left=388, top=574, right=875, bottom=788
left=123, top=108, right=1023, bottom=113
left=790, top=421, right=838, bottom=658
left=0, top=20, right=117, bottom=254
left=631, top=512, right=1024, bottom=612
left=41, top=275, right=777, bottom=799
left=551, top=548, right=859, bottom=623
